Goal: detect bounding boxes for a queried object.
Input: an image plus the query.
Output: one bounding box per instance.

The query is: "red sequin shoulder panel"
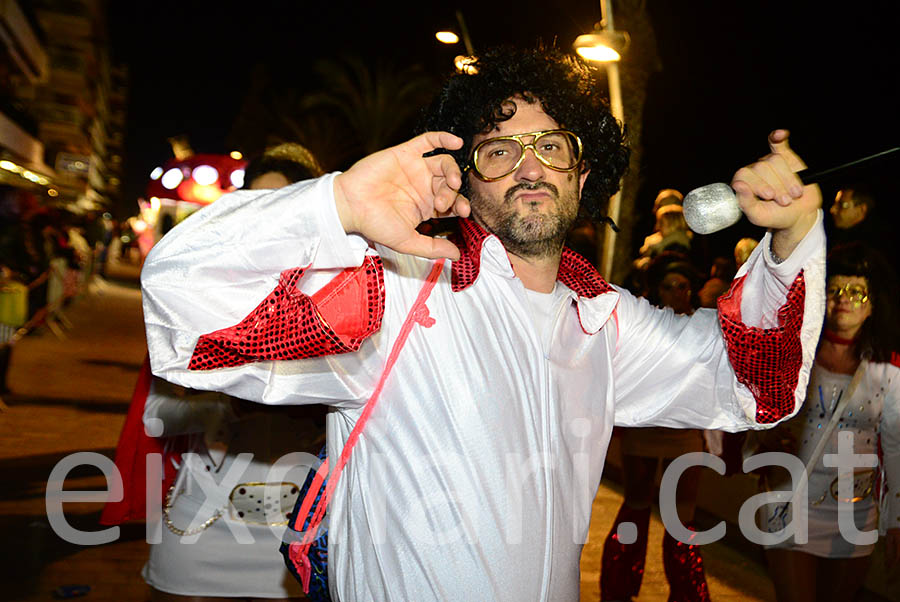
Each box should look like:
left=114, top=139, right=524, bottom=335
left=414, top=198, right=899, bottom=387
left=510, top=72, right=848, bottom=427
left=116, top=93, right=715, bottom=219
left=188, top=256, right=385, bottom=370
left=717, top=271, right=806, bottom=424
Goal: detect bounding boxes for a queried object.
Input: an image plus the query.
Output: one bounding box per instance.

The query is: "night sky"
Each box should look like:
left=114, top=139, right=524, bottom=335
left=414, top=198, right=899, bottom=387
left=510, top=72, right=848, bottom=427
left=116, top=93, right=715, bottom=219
left=108, top=1, right=899, bottom=255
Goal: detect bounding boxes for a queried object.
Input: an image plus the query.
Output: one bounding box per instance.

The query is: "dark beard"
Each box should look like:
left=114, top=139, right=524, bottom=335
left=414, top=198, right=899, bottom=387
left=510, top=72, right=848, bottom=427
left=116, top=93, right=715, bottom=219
left=471, top=179, right=580, bottom=259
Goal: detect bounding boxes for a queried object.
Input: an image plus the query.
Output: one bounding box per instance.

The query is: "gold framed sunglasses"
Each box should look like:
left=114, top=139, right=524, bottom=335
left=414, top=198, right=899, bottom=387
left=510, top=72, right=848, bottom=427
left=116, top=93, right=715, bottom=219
left=466, top=129, right=583, bottom=181
left=826, top=283, right=869, bottom=306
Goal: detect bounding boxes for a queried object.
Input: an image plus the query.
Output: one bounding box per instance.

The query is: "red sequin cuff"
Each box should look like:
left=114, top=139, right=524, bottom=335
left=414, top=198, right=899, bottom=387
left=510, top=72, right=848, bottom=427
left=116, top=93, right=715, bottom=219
left=716, top=272, right=806, bottom=424
left=188, top=256, right=385, bottom=370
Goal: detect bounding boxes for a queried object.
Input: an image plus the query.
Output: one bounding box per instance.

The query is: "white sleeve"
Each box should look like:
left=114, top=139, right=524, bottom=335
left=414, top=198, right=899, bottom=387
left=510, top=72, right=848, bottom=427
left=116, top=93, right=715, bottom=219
left=143, top=376, right=235, bottom=436
left=141, top=173, right=386, bottom=408
left=735, top=210, right=825, bottom=328
left=880, top=364, right=900, bottom=534
left=612, top=211, right=826, bottom=431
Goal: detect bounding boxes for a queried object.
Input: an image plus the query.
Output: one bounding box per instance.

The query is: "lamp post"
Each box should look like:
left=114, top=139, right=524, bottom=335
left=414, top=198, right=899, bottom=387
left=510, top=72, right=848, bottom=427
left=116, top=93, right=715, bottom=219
left=454, top=10, right=475, bottom=56
left=574, top=0, right=628, bottom=279
left=436, top=11, right=476, bottom=73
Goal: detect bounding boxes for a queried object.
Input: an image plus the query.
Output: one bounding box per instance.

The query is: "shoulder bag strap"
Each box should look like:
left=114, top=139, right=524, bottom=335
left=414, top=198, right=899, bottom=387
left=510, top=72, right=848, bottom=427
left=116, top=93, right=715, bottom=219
left=788, top=360, right=866, bottom=507
left=291, top=258, right=445, bottom=591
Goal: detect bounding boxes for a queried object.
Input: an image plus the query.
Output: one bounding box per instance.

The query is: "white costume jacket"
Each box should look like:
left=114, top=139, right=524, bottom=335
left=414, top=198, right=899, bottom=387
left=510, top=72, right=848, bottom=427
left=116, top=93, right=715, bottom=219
left=142, top=174, right=826, bottom=601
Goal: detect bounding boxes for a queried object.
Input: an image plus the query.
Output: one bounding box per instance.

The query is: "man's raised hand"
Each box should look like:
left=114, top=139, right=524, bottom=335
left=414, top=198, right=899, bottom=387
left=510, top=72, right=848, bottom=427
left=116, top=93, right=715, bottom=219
left=333, top=131, right=471, bottom=260
left=731, top=130, right=821, bottom=259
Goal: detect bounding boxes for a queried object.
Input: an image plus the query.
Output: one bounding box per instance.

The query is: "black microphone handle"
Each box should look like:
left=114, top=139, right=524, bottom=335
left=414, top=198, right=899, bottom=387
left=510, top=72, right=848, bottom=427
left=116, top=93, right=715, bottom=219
left=796, top=147, right=899, bottom=184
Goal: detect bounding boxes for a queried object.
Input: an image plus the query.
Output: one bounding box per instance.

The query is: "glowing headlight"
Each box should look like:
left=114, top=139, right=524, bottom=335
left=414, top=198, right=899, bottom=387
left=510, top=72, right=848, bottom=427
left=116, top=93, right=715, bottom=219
left=192, top=165, right=219, bottom=186
left=161, top=167, right=184, bottom=190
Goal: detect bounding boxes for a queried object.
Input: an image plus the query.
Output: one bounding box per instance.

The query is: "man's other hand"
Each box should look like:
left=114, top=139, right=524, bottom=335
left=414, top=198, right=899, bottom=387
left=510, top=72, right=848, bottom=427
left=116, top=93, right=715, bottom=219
left=333, top=132, right=471, bottom=260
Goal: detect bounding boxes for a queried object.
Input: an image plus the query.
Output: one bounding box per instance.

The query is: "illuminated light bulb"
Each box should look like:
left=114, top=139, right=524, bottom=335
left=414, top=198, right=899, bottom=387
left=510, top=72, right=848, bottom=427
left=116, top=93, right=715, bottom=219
left=575, top=45, right=621, bottom=62
left=161, top=167, right=184, bottom=190
left=230, top=169, right=245, bottom=189
left=573, top=30, right=629, bottom=63
left=192, top=165, right=219, bottom=186
left=454, top=55, right=478, bottom=74
left=230, top=151, right=243, bottom=160
left=435, top=31, right=459, bottom=44
left=150, top=166, right=164, bottom=180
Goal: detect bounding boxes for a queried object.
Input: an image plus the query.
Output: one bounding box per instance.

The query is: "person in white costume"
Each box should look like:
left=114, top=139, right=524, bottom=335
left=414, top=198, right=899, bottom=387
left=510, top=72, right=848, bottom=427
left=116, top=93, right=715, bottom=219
left=142, top=144, right=325, bottom=602
left=141, top=47, right=826, bottom=601
left=758, top=242, right=900, bottom=602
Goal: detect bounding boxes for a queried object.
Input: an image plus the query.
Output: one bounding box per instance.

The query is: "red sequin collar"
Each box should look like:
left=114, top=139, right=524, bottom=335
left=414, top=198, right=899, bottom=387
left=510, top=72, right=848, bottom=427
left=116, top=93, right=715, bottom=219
left=449, top=218, right=614, bottom=298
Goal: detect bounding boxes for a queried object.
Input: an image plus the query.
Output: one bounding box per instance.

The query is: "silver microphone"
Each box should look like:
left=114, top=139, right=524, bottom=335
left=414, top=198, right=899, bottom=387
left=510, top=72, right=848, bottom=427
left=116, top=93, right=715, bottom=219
left=682, top=147, right=899, bottom=234
left=683, top=183, right=742, bottom=235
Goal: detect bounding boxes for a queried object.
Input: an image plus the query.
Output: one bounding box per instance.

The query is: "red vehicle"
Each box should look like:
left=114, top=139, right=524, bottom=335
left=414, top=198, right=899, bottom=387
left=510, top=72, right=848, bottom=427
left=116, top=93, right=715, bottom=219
left=138, top=153, right=247, bottom=251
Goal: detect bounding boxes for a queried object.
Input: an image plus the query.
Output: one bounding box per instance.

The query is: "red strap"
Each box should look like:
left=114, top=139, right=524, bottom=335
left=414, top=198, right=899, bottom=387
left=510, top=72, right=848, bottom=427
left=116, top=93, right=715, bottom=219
left=611, top=307, right=620, bottom=351
left=293, top=259, right=445, bottom=591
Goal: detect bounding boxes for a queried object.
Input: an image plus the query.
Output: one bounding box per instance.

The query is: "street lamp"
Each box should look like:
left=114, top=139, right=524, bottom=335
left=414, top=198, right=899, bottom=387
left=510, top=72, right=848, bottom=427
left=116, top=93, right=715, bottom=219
left=573, top=29, right=629, bottom=62
left=574, top=0, right=627, bottom=279
left=453, top=55, right=478, bottom=75
left=435, top=31, right=459, bottom=45
left=434, top=10, right=475, bottom=57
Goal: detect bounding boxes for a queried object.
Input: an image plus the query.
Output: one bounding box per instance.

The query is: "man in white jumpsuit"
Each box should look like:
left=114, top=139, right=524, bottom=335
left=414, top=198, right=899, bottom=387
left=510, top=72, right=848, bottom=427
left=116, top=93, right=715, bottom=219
left=141, top=46, right=825, bottom=601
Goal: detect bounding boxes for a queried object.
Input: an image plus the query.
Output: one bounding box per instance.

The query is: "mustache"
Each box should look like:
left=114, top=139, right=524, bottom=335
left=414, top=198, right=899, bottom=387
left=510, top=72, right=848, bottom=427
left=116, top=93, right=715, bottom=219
left=504, top=181, right=559, bottom=203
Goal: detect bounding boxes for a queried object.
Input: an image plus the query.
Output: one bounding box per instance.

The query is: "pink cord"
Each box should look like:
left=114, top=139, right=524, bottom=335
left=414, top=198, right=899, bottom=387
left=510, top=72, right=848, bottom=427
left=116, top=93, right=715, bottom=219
left=292, top=258, right=445, bottom=591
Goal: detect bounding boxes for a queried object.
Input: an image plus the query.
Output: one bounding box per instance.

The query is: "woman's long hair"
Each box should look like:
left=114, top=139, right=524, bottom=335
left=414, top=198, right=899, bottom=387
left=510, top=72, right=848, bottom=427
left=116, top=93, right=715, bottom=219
left=826, top=242, right=900, bottom=362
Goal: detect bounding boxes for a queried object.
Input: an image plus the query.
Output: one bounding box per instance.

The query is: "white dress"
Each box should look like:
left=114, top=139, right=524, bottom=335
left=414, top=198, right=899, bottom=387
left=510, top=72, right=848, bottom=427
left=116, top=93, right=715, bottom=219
left=762, top=361, right=900, bottom=558
left=141, top=377, right=324, bottom=597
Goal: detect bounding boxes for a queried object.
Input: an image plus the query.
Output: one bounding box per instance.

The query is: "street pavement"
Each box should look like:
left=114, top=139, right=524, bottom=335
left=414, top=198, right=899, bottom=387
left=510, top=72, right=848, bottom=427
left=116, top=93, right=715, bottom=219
left=0, top=259, right=151, bottom=601
left=0, top=258, right=881, bottom=601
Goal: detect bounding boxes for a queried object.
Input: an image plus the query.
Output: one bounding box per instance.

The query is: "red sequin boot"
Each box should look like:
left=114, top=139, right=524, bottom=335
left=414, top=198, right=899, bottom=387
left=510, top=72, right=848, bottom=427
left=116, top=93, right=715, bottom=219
left=600, top=504, right=651, bottom=601
left=662, top=526, right=711, bottom=602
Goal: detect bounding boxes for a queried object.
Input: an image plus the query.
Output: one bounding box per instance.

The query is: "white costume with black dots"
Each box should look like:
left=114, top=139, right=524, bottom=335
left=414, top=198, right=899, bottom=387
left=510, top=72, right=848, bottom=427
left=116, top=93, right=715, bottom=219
left=763, top=361, right=900, bottom=557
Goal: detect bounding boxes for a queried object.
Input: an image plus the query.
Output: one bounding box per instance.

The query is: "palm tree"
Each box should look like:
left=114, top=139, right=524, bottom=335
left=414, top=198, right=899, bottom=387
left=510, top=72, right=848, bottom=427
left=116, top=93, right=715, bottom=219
left=296, top=55, right=437, bottom=160
left=228, top=57, right=436, bottom=172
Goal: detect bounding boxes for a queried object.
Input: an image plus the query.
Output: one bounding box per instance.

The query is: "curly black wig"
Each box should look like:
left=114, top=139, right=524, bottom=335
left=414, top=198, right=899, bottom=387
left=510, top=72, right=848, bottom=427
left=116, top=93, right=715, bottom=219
left=826, top=242, right=900, bottom=363
left=420, top=44, right=630, bottom=222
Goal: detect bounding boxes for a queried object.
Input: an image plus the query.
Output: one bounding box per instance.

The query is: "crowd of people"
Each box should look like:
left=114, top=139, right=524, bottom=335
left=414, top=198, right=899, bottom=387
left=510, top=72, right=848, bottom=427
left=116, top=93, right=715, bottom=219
left=601, top=182, right=899, bottom=602
left=89, top=44, right=897, bottom=602
left=0, top=191, right=121, bottom=393
left=0, top=192, right=120, bottom=287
